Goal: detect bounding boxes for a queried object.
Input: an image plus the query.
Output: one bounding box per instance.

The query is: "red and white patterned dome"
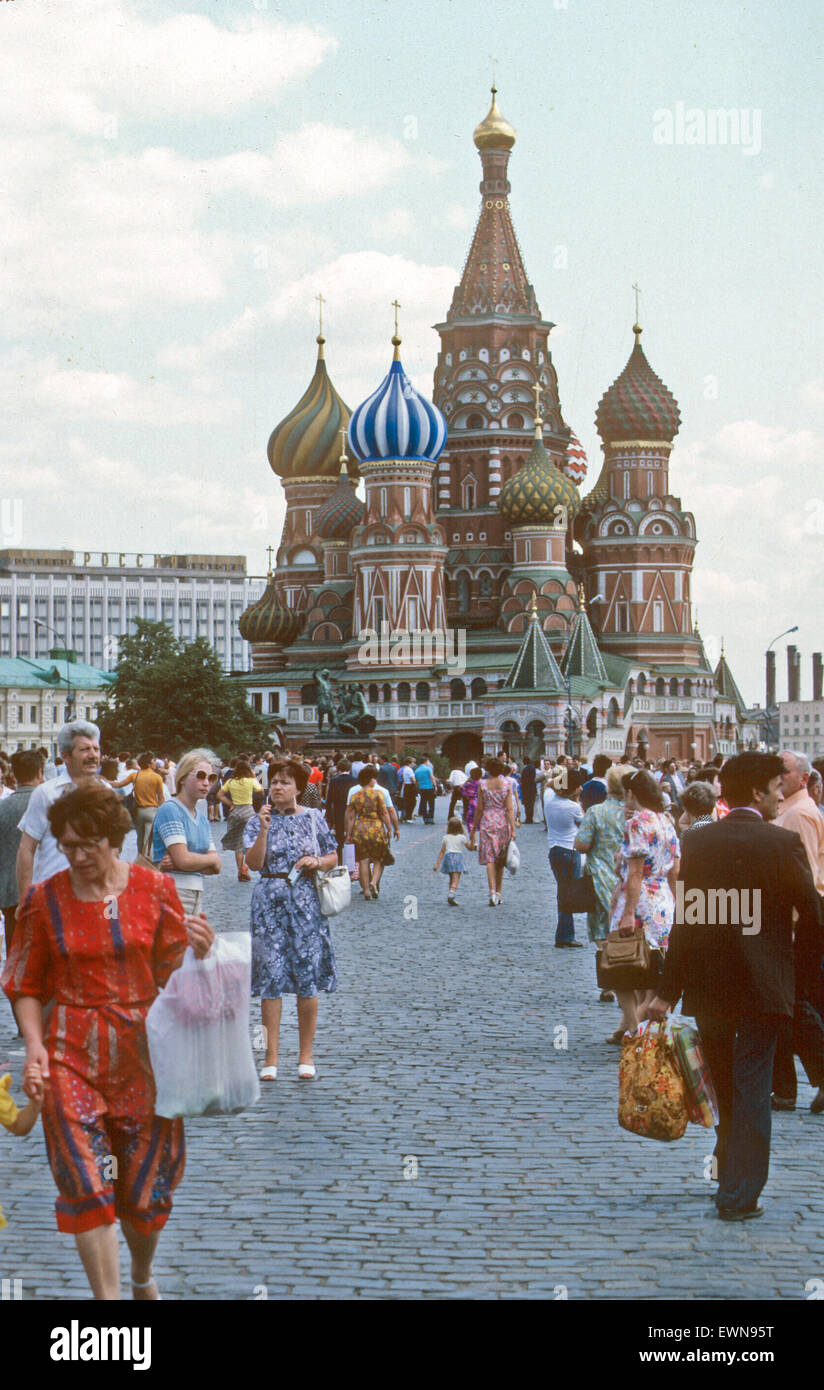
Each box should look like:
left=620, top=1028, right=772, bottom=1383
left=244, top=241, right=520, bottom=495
left=561, top=428, right=588, bottom=485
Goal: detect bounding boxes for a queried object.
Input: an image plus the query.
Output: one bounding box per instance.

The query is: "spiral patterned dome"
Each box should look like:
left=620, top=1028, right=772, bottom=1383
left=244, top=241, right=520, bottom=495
left=595, top=327, right=681, bottom=444
left=561, top=428, right=588, bottom=485
left=348, top=341, right=447, bottom=464
left=238, top=576, right=302, bottom=648
left=499, top=432, right=581, bottom=526
left=315, top=466, right=365, bottom=540
left=267, top=337, right=356, bottom=481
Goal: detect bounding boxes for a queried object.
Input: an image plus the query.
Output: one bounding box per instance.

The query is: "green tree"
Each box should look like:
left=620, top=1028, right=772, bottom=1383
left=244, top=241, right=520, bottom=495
left=97, top=620, right=272, bottom=757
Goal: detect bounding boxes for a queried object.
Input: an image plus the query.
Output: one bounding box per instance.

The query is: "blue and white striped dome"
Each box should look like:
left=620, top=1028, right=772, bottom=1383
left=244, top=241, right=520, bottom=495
left=348, top=344, right=447, bottom=464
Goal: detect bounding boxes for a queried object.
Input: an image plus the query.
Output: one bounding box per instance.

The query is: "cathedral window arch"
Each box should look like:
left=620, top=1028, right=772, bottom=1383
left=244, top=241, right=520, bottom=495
left=655, top=678, right=666, bottom=696
left=456, top=573, right=470, bottom=609
left=462, top=477, right=477, bottom=509
left=459, top=349, right=467, bottom=361
left=397, top=681, right=411, bottom=701
left=607, top=697, right=620, bottom=727
left=479, top=573, right=493, bottom=599
left=647, top=471, right=655, bottom=497
left=669, top=678, right=680, bottom=696
left=403, top=486, right=412, bottom=518
left=450, top=677, right=467, bottom=700
left=623, top=472, right=630, bottom=500
left=380, top=487, right=388, bottom=515
left=653, top=600, right=664, bottom=632
left=445, top=352, right=452, bottom=366
left=637, top=673, right=647, bottom=694
left=407, top=596, right=420, bottom=631
left=479, top=348, right=489, bottom=363
left=368, top=683, right=379, bottom=703
left=382, top=682, right=392, bottom=702
left=522, top=348, right=531, bottom=361
left=507, top=412, right=524, bottom=429
left=466, top=414, right=484, bottom=431
left=471, top=677, right=488, bottom=697
left=500, top=347, right=510, bottom=362
left=415, top=681, right=430, bottom=701
left=683, top=679, right=693, bottom=696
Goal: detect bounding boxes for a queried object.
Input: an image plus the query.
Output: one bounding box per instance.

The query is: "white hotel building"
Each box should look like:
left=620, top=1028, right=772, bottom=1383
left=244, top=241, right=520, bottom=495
left=0, top=551, right=266, bottom=673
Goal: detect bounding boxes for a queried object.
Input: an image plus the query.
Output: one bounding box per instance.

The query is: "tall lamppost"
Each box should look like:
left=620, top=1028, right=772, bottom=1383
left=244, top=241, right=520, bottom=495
left=33, top=619, right=75, bottom=723
left=765, top=625, right=798, bottom=750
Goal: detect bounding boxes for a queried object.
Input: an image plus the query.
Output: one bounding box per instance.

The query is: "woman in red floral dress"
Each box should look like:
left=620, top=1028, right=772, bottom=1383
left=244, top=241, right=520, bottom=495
left=1, top=782, right=214, bottom=1300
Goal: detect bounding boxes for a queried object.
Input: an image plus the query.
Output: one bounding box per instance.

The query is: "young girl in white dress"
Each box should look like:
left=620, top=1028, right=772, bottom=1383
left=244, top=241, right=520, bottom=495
left=433, top=817, right=472, bottom=906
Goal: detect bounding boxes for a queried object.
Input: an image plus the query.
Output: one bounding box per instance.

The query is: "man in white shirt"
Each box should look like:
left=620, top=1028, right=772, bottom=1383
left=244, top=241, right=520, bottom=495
left=447, top=766, right=468, bottom=818
left=17, top=721, right=102, bottom=898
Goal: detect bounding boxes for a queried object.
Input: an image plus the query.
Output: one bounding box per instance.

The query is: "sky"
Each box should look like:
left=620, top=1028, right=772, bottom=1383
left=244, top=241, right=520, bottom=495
left=2, top=0, right=822, bottom=706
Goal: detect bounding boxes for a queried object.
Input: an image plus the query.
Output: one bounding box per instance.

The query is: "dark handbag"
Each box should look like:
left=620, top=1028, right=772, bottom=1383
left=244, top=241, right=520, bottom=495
left=596, top=930, right=659, bottom=990
left=556, top=864, right=598, bottom=913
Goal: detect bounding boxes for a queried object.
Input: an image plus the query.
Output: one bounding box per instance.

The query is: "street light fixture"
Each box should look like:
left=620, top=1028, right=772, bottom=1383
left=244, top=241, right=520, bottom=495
left=765, top=625, right=798, bottom=750
left=33, top=619, right=75, bottom=722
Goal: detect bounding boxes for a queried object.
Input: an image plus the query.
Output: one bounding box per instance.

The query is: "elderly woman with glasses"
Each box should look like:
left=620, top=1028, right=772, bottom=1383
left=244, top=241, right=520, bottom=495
left=2, top=782, right=215, bottom=1301
left=150, top=748, right=222, bottom=914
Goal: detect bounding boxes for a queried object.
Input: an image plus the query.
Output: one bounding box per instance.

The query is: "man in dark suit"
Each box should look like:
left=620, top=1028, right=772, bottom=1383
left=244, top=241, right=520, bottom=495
left=520, top=759, right=537, bottom=823
left=377, top=755, right=400, bottom=816
left=325, top=759, right=356, bottom=865
left=649, top=752, right=823, bottom=1221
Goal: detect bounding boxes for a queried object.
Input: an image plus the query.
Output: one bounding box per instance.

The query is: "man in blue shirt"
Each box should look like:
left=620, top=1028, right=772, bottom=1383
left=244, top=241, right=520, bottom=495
left=414, top=758, right=436, bottom=825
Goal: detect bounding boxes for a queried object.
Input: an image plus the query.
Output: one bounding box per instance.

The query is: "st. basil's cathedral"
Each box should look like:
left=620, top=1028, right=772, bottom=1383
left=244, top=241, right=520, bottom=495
left=238, top=88, right=756, bottom=768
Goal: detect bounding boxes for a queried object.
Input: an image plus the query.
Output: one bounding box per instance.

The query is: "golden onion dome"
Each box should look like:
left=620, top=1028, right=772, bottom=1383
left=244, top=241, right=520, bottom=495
left=237, top=575, right=302, bottom=648
left=267, top=336, right=357, bottom=482
left=499, top=427, right=581, bottom=526
left=473, top=85, right=516, bottom=151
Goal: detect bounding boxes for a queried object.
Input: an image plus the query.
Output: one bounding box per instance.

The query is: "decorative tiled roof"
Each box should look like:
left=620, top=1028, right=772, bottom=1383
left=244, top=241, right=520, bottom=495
left=561, top=606, right=609, bottom=684
left=503, top=604, right=564, bottom=691
left=267, top=337, right=355, bottom=481
left=714, top=652, right=748, bottom=714
left=596, top=328, right=680, bottom=444
left=561, top=428, right=588, bottom=485
left=315, top=468, right=364, bottom=541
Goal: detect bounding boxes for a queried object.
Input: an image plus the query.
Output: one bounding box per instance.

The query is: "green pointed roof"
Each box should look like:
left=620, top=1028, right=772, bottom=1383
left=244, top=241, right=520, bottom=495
left=714, top=651, right=747, bottom=715
left=503, top=606, right=564, bottom=691
left=561, top=606, right=609, bottom=684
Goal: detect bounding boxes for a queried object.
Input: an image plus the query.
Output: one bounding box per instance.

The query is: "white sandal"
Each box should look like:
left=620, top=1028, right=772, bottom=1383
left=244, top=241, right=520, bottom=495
left=132, top=1276, right=161, bottom=1300
left=260, top=1065, right=278, bottom=1081
left=298, top=1064, right=316, bottom=1079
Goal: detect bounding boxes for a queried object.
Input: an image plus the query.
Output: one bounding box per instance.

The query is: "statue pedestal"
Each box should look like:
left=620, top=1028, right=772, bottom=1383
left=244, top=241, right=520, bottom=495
left=297, top=733, right=380, bottom=760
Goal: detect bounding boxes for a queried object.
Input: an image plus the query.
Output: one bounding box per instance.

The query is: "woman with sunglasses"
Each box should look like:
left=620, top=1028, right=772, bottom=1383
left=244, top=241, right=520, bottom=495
left=2, top=781, right=215, bottom=1300
left=150, top=748, right=222, bottom=915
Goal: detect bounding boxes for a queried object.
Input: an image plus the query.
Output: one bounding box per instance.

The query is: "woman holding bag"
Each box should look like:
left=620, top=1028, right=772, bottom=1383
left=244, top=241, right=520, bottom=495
left=244, top=757, right=338, bottom=1082
left=607, top=769, right=679, bottom=1043
left=1, top=782, right=214, bottom=1301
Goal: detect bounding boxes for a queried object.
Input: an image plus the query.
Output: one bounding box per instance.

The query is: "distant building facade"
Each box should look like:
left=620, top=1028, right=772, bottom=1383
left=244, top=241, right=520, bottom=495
left=0, top=550, right=266, bottom=672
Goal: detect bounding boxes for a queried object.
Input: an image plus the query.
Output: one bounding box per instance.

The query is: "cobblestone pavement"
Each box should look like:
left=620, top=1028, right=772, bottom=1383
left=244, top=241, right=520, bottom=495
left=1, top=810, right=823, bottom=1301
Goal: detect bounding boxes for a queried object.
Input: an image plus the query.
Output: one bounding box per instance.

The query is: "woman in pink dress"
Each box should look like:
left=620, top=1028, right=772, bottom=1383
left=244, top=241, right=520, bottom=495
left=475, top=758, right=516, bottom=906
left=460, top=767, right=483, bottom=850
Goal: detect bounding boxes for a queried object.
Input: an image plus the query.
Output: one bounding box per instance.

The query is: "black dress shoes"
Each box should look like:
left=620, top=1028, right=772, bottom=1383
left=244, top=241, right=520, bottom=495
left=718, top=1204, right=763, bottom=1222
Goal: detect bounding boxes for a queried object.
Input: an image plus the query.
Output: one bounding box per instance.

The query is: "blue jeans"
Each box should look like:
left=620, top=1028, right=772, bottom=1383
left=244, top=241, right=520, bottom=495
left=549, top=846, right=581, bottom=944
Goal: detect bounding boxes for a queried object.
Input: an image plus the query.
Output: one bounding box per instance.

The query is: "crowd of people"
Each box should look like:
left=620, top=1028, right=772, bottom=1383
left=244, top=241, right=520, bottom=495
left=1, top=723, right=823, bottom=1294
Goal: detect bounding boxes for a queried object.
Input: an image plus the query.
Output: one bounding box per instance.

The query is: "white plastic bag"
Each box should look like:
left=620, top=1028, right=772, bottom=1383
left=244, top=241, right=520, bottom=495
left=146, top=932, right=260, bottom=1119
left=505, top=839, right=521, bottom=875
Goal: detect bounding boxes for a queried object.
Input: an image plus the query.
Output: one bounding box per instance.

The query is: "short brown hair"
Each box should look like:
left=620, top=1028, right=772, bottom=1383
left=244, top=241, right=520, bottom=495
left=268, top=756, right=309, bottom=794
left=48, top=782, right=133, bottom=850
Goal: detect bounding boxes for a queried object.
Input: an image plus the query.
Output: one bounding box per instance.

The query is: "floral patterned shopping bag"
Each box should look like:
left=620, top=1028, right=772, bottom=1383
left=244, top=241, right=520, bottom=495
left=618, top=1020, right=688, bottom=1142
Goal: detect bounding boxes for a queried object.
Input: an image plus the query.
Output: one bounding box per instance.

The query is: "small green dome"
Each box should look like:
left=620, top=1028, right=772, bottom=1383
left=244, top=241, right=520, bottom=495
left=499, top=433, right=580, bottom=526
left=238, top=576, right=302, bottom=647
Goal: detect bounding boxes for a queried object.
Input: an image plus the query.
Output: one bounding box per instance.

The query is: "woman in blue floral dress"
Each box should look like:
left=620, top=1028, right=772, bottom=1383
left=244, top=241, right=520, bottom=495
left=244, top=758, right=338, bottom=1082
left=608, top=769, right=679, bottom=1039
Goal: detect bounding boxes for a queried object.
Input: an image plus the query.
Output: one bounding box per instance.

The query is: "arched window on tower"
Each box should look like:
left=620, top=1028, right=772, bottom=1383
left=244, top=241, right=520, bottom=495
left=379, top=487, right=388, bottom=515
left=415, top=681, right=430, bottom=702
left=463, top=480, right=476, bottom=508
left=382, top=682, right=392, bottom=703
left=457, top=573, right=470, bottom=609
left=655, top=678, right=666, bottom=696
left=669, top=678, right=680, bottom=696
left=397, top=681, right=411, bottom=702
left=466, top=413, right=484, bottom=430
left=507, top=412, right=524, bottom=429
left=683, top=679, right=693, bottom=697
left=479, top=348, right=489, bottom=363
left=403, top=486, right=412, bottom=518
left=471, top=677, right=487, bottom=697
left=623, top=472, right=630, bottom=500
left=368, top=683, right=379, bottom=703
left=450, top=678, right=467, bottom=700
left=647, top=471, right=655, bottom=497
left=607, top=697, right=620, bottom=727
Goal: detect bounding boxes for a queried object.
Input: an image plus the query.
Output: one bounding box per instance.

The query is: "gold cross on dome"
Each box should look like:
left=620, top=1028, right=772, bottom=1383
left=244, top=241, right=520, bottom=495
left=391, top=299, right=401, bottom=337
left=491, top=56, right=498, bottom=92
left=338, top=427, right=349, bottom=464
left=316, top=292, right=326, bottom=336
left=266, top=545, right=275, bottom=575
left=632, top=282, right=641, bottom=321
left=532, top=381, right=542, bottom=417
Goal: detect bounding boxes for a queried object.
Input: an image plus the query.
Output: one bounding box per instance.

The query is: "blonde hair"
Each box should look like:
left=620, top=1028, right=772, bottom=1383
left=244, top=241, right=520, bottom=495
left=606, top=762, right=634, bottom=796
left=174, top=747, right=217, bottom=793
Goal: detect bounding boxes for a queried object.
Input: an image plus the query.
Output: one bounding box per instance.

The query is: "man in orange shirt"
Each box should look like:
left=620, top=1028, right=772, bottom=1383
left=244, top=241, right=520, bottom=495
left=772, top=749, right=824, bottom=1113
left=132, top=751, right=167, bottom=858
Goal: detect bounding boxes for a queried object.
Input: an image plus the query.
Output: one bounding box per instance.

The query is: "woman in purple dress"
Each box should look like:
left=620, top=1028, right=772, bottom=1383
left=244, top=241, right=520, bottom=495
left=475, top=758, right=516, bottom=906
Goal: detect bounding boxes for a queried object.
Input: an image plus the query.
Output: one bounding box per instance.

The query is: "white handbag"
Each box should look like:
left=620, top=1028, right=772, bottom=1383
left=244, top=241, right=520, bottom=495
left=505, top=839, right=521, bottom=875
left=310, top=812, right=351, bottom=917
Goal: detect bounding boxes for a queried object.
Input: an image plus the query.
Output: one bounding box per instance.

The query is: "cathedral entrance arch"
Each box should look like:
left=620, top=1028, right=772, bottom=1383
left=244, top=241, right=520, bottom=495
left=442, top=730, right=483, bottom=769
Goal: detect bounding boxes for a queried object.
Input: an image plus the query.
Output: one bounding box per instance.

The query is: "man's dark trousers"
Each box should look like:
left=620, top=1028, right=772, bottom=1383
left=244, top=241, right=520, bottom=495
left=696, top=1012, right=781, bottom=1212
left=772, top=990, right=824, bottom=1101
left=418, top=789, right=436, bottom=823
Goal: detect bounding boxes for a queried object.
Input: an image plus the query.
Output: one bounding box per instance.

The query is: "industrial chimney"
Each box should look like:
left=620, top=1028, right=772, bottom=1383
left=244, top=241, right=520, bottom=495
left=787, top=645, right=801, bottom=703
left=766, top=650, right=776, bottom=710
left=813, top=652, right=823, bottom=703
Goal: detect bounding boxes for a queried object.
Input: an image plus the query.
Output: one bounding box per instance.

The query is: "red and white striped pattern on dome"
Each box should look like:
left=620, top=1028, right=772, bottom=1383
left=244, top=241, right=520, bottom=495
left=562, top=429, right=588, bottom=485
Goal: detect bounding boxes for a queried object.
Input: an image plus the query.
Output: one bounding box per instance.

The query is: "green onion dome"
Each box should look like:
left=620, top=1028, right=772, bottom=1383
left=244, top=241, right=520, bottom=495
left=499, top=428, right=580, bottom=526
left=267, top=336, right=357, bottom=481
left=238, top=575, right=302, bottom=647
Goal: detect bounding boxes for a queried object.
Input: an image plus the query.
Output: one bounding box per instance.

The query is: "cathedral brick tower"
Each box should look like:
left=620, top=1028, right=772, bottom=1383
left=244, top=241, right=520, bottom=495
left=432, top=88, right=586, bottom=631
left=577, top=322, right=705, bottom=668
left=346, top=331, right=448, bottom=659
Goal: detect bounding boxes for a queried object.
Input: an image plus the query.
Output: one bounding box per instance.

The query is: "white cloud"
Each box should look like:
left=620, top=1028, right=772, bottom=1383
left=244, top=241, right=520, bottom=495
left=0, top=5, right=334, bottom=133
left=799, top=379, right=824, bottom=412
left=0, top=351, right=239, bottom=426
left=369, top=208, right=415, bottom=241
